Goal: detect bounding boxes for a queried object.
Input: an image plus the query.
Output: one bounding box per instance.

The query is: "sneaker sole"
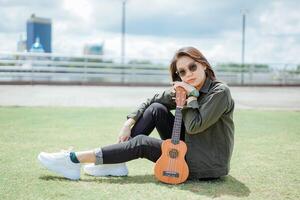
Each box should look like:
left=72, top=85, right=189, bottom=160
left=83, top=165, right=128, bottom=177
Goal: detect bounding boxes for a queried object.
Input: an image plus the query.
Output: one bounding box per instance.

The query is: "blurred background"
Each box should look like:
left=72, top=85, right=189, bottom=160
left=0, top=0, right=299, bottom=86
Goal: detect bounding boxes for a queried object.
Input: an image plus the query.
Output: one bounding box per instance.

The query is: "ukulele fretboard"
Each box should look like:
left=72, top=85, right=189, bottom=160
left=171, top=107, right=183, bottom=144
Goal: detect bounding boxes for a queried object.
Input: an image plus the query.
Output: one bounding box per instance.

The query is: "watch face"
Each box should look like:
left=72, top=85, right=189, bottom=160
left=189, top=90, right=199, bottom=97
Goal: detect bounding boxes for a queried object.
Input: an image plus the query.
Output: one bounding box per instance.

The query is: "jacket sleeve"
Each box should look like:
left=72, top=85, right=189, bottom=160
left=127, top=88, right=176, bottom=121
left=181, top=84, right=233, bottom=134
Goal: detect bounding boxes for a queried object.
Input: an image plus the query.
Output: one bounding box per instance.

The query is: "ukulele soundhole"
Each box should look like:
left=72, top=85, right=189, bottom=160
left=169, top=149, right=179, bottom=159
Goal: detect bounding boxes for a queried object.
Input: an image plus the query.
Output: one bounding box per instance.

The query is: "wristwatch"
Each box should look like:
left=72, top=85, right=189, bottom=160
left=188, top=89, right=199, bottom=97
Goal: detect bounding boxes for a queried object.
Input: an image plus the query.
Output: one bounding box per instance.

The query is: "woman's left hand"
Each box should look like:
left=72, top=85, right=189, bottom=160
left=172, top=81, right=196, bottom=94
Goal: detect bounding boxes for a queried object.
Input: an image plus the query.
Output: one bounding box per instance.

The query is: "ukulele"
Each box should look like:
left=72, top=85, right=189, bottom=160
left=154, top=86, right=189, bottom=184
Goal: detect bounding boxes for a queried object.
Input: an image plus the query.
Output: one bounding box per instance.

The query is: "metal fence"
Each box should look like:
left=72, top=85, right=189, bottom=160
left=0, top=51, right=299, bottom=86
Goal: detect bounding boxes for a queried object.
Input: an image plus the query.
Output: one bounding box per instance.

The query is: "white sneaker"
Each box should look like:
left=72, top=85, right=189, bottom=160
left=83, top=163, right=128, bottom=177
left=38, top=152, right=81, bottom=180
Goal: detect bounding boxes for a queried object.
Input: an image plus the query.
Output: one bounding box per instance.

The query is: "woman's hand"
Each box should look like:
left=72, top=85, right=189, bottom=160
left=172, top=81, right=196, bottom=94
left=117, top=118, right=136, bottom=143
left=118, top=125, right=131, bottom=143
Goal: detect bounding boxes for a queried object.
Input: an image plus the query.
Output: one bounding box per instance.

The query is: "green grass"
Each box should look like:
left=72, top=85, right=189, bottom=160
left=0, top=107, right=299, bottom=200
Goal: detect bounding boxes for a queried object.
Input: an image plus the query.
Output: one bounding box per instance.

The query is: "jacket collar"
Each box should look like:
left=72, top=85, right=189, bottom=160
left=199, top=78, right=212, bottom=94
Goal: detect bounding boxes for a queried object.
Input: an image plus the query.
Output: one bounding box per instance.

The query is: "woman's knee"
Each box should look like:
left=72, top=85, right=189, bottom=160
left=130, top=135, right=162, bottom=160
left=133, top=135, right=148, bottom=145
left=146, top=103, right=168, bottom=116
left=133, top=135, right=162, bottom=147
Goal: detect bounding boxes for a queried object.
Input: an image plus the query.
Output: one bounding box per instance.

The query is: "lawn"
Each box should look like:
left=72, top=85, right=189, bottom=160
left=0, top=107, right=299, bottom=200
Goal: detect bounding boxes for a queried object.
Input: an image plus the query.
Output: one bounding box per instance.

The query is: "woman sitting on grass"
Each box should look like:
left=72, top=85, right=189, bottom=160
left=38, top=46, right=235, bottom=181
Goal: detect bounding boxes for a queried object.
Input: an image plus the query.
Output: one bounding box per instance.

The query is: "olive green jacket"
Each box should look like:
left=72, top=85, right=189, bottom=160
left=127, top=78, right=235, bottom=179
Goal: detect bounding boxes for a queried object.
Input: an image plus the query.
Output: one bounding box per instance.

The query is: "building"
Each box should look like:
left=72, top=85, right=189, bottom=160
left=26, top=14, right=52, bottom=53
left=17, top=34, right=27, bottom=52
left=83, top=43, right=104, bottom=55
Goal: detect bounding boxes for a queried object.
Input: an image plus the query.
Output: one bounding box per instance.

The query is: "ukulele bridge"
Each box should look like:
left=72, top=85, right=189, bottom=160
left=163, top=171, right=179, bottom=178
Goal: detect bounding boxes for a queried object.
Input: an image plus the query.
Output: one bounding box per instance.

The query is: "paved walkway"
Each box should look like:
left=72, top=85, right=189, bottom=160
left=0, top=85, right=299, bottom=110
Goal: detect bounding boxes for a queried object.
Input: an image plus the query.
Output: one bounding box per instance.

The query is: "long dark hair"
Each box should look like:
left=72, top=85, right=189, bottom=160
left=169, top=47, right=216, bottom=81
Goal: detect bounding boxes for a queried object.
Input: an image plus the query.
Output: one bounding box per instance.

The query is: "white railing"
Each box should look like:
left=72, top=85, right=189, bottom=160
left=0, top=51, right=299, bottom=85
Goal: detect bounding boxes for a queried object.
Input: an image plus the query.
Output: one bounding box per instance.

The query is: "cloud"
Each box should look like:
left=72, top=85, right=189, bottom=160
left=259, top=1, right=300, bottom=35
left=0, top=0, right=299, bottom=66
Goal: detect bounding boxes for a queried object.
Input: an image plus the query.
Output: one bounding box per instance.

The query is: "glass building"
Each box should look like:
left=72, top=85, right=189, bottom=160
left=83, top=44, right=104, bottom=55
left=26, top=14, right=52, bottom=53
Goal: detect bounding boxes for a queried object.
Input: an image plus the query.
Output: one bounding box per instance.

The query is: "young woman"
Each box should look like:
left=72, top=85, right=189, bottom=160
left=38, top=46, right=235, bottom=181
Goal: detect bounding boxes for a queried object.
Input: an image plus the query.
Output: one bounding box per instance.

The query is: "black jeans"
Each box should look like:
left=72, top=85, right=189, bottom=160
left=101, top=103, right=185, bottom=164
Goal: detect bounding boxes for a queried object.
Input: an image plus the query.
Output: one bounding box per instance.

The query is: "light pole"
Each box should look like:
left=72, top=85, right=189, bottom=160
left=121, top=0, right=127, bottom=84
left=241, top=10, right=247, bottom=85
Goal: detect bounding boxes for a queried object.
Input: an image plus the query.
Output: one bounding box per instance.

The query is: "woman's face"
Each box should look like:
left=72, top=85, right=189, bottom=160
left=176, top=55, right=207, bottom=89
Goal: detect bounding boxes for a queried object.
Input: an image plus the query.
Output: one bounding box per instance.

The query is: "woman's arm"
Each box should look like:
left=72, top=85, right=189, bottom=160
left=126, top=88, right=176, bottom=121
left=119, top=88, right=175, bottom=142
left=118, top=118, right=136, bottom=143
left=182, top=84, right=234, bottom=134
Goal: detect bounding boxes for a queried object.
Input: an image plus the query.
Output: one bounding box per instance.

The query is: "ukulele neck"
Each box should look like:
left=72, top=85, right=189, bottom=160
left=171, top=107, right=183, bottom=144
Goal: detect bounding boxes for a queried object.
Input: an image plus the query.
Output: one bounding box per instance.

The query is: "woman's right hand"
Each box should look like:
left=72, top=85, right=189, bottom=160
left=118, top=125, right=132, bottom=143
left=117, top=118, right=136, bottom=143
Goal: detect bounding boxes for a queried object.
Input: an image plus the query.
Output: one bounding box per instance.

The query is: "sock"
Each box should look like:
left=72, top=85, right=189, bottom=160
left=94, top=148, right=103, bottom=165
left=70, top=152, right=80, bottom=163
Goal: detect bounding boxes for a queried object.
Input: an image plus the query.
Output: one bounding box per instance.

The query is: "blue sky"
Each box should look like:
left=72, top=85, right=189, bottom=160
left=0, top=0, right=299, bottom=65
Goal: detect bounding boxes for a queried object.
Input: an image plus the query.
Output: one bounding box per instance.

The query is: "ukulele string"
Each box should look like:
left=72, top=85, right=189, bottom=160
left=173, top=108, right=183, bottom=179
left=171, top=108, right=181, bottom=177
left=169, top=88, right=186, bottom=181
left=168, top=107, right=179, bottom=174
left=170, top=109, right=178, bottom=175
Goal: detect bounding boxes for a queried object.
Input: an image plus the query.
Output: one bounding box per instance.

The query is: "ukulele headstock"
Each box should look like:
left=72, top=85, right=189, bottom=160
left=175, top=87, right=187, bottom=107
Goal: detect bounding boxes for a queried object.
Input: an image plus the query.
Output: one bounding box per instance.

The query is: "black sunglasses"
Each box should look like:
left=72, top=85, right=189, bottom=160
left=176, top=62, right=198, bottom=77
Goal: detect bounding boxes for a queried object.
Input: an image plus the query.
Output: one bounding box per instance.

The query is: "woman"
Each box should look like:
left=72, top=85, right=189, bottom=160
left=38, top=46, right=235, bottom=181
